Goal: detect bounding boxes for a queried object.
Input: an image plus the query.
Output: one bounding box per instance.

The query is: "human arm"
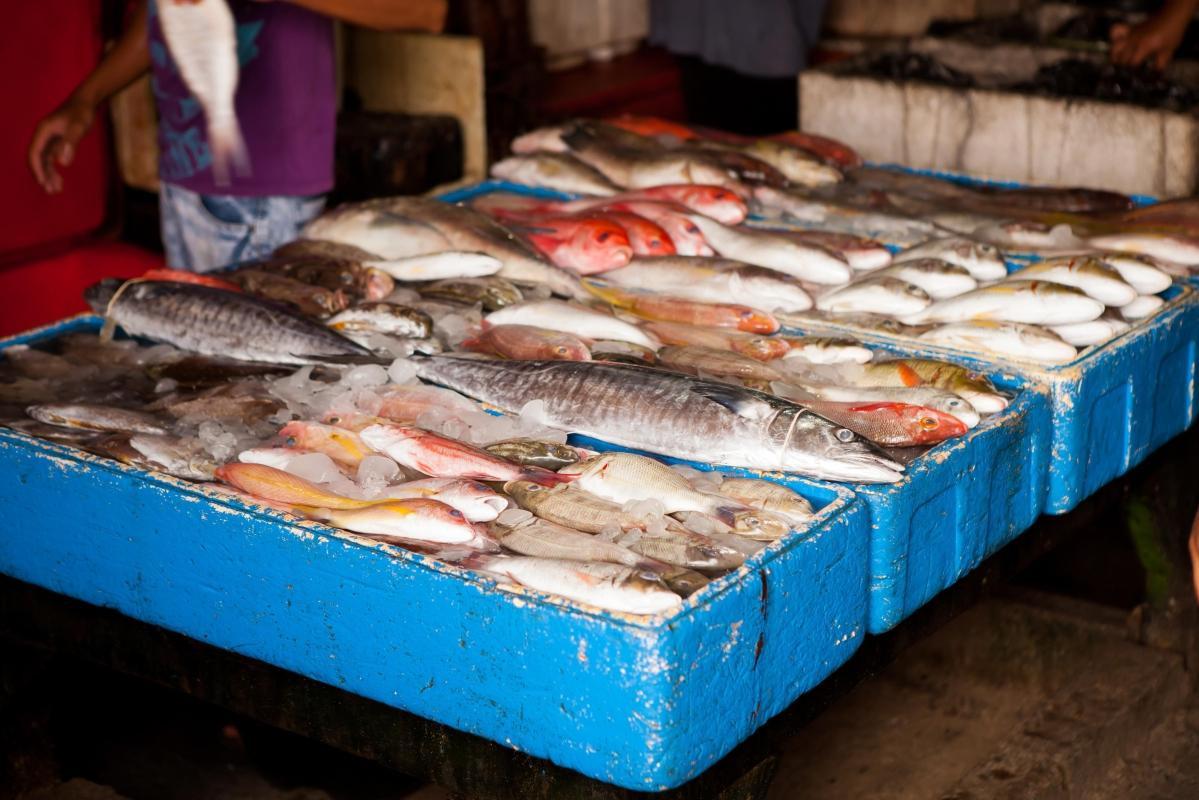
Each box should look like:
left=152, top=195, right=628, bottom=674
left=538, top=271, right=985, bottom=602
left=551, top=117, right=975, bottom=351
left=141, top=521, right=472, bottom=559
left=27, top=0, right=152, bottom=194
left=1110, top=0, right=1199, bottom=70
left=286, top=0, right=447, bottom=32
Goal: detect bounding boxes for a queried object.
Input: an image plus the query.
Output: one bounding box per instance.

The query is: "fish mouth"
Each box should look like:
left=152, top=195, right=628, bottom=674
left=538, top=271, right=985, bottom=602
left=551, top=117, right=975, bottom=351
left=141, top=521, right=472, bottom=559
left=819, top=451, right=906, bottom=484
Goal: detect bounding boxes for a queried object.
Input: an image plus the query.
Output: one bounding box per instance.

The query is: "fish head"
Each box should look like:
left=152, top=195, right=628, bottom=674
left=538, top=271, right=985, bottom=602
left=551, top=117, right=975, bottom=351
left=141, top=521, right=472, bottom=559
left=890, top=403, right=968, bottom=444
left=568, top=218, right=634, bottom=272
left=782, top=410, right=905, bottom=483
left=541, top=332, right=593, bottom=361
left=502, top=479, right=546, bottom=508
left=732, top=336, right=790, bottom=361
left=949, top=371, right=1009, bottom=415
left=84, top=278, right=125, bottom=314
left=924, top=395, right=981, bottom=429
left=670, top=185, right=747, bottom=223
left=727, top=508, right=791, bottom=540
left=734, top=307, right=781, bottom=335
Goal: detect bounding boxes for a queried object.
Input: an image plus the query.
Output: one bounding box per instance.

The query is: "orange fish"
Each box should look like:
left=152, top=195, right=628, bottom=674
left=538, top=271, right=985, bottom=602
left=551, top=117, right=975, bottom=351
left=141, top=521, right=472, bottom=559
left=583, top=279, right=779, bottom=334
left=142, top=268, right=242, bottom=292
left=359, top=424, right=572, bottom=486
left=799, top=400, right=966, bottom=446
left=462, top=324, right=592, bottom=361
left=509, top=215, right=633, bottom=275
left=215, top=462, right=376, bottom=510
left=279, top=421, right=373, bottom=466
left=641, top=320, right=790, bottom=361
left=587, top=210, right=675, bottom=257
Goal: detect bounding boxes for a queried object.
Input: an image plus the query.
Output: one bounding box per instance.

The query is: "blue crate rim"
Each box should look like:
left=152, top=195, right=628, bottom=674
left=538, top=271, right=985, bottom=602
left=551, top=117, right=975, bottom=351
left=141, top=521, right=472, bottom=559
left=0, top=314, right=861, bottom=631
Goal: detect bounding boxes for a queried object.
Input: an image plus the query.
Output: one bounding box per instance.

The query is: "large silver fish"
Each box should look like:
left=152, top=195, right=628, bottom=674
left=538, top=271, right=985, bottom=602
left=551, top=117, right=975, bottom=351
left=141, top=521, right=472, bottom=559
left=157, top=0, right=247, bottom=185
left=413, top=356, right=904, bottom=483
left=84, top=279, right=374, bottom=366
left=302, top=197, right=584, bottom=299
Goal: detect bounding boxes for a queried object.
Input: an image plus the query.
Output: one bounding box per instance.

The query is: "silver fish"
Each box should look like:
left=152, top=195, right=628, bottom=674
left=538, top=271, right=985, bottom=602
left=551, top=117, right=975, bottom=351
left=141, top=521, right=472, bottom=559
left=491, top=514, right=662, bottom=569
left=893, top=237, right=1008, bottom=281
left=603, top=256, right=812, bottom=313
left=1015, top=257, right=1137, bottom=307
left=467, top=554, right=682, bottom=615
left=157, top=0, right=247, bottom=185
left=560, top=123, right=740, bottom=191
left=326, top=303, right=433, bottom=339
left=901, top=280, right=1105, bottom=326
left=684, top=214, right=853, bottom=285
left=128, top=433, right=218, bottom=480
left=815, top=276, right=931, bottom=316
left=874, top=258, right=977, bottom=300
left=1120, top=294, right=1165, bottom=320
left=919, top=320, right=1077, bottom=364
left=1096, top=253, right=1173, bottom=294
left=27, top=403, right=169, bottom=435
left=490, top=153, right=621, bottom=196
left=84, top=279, right=375, bottom=366
left=416, top=356, right=904, bottom=483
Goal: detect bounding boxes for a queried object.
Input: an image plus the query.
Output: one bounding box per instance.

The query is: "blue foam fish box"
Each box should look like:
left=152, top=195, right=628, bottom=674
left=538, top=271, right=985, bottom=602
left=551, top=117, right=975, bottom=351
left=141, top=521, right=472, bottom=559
left=0, top=315, right=871, bottom=792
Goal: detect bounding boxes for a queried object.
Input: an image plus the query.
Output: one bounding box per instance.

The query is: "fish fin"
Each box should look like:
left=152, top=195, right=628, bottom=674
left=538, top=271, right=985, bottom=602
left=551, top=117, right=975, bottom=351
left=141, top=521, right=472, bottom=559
left=208, top=116, right=250, bottom=187
left=522, top=467, right=574, bottom=487
left=690, top=383, right=775, bottom=421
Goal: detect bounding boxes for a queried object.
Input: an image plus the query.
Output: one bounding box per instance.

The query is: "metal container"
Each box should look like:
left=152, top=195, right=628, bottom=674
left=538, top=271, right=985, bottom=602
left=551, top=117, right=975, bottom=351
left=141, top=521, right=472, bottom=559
left=0, top=315, right=870, bottom=791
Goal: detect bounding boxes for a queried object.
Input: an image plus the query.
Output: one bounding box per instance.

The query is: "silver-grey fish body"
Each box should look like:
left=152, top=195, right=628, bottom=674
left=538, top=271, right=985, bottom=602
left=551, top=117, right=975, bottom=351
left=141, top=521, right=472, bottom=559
left=414, top=356, right=903, bottom=483
left=101, top=281, right=373, bottom=365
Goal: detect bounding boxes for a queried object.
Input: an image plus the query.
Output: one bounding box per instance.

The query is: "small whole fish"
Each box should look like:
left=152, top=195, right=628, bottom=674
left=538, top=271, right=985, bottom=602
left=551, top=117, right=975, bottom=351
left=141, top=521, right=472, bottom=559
left=561, top=122, right=740, bottom=191
left=919, top=321, right=1077, bottom=364
left=1120, top=294, right=1165, bottom=320
left=127, top=433, right=218, bottom=480
left=484, top=438, right=584, bottom=471
left=1048, top=319, right=1122, bottom=347
left=685, top=214, right=853, bottom=285
left=656, top=345, right=784, bottom=383
left=815, top=277, right=931, bottom=316
left=141, top=268, right=242, bottom=293
left=894, top=238, right=1008, bottom=281
left=27, top=403, right=169, bottom=435
left=378, top=478, right=509, bottom=522
left=418, top=277, right=523, bottom=311
left=486, top=299, right=659, bottom=349
left=461, top=324, right=592, bottom=361
left=466, top=554, right=682, bottom=615
left=279, top=421, right=372, bottom=467
left=326, top=303, right=433, bottom=339
left=366, top=252, right=503, bottom=282
left=258, top=258, right=395, bottom=302
left=737, top=139, right=843, bottom=187
left=751, top=186, right=940, bottom=247
left=1015, top=257, right=1137, bottom=307
left=1097, top=254, right=1173, bottom=294
left=785, top=382, right=981, bottom=429
left=85, top=280, right=375, bottom=365
left=584, top=279, right=780, bottom=334
left=775, top=230, right=892, bottom=272
left=491, top=515, right=663, bottom=570
left=373, top=383, right=479, bottom=423
left=238, top=446, right=321, bottom=472
left=603, top=256, right=812, bottom=313
left=875, top=258, right=977, bottom=300
left=508, top=215, right=633, bottom=275
left=587, top=210, right=676, bottom=257
left=490, top=152, right=621, bottom=195
left=602, top=201, right=714, bottom=256
left=229, top=269, right=349, bottom=317
left=157, top=0, right=247, bottom=184
left=716, top=478, right=813, bottom=523
left=1086, top=232, right=1199, bottom=267
left=215, top=462, right=376, bottom=510
left=856, top=359, right=1008, bottom=415
left=306, top=498, right=497, bottom=549
left=642, top=321, right=790, bottom=361
left=782, top=337, right=873, bottom=365
left=773, top=393, right=967, bottom=447
left=360, top=424, right=568, bottom=485
left=590, top=185, right=748, bottom=224
left=902, top=280, right=1105, bottom=326
left=589, top=340, right=657, bottom=365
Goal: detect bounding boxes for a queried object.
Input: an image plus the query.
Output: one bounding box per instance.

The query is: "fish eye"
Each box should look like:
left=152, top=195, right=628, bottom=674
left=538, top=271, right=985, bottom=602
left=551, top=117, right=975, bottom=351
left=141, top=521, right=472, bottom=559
left=835, top=428, right=855, bottom=442
left=739, top=309, right=755, bottom=319
left=919, top=417, right=939, bottom=430
left=449, top=509, right=463, bottom=518
left=597, top=231, right=612, bottom=243
left=555, top=346, right=571, bottom=356
left=285, top=436, right=297, bottom=446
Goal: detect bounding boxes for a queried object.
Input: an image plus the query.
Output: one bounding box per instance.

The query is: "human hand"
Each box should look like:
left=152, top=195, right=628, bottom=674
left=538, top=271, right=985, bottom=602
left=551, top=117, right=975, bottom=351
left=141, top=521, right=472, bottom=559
left=1110, top=8, right=1190, bottom=70
left=27, top=100, right=96, bottom=194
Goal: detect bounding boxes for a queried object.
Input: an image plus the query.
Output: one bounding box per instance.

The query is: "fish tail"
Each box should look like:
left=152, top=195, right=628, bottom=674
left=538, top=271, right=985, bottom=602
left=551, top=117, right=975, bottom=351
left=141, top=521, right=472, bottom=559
left=522, top=467, right=574, bottom=487
left=208, top=115, right=250, bottom=186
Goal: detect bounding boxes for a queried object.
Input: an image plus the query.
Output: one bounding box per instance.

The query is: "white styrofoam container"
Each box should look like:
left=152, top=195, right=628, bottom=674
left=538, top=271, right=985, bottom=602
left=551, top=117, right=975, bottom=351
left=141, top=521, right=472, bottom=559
left=528, top=0, right=648, bottom=71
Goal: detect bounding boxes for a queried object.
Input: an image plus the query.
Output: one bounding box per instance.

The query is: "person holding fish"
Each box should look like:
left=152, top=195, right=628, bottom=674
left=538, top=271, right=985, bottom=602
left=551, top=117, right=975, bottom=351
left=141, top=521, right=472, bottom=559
left=1110, top=0, right=1199, bottom=70
left=28, top=0, right=446, bottom=272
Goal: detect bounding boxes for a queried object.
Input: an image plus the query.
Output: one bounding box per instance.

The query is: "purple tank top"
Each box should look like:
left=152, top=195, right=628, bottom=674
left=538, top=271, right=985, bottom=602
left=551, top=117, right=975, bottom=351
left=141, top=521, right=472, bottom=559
left=148, top=0, right=335, bottom=197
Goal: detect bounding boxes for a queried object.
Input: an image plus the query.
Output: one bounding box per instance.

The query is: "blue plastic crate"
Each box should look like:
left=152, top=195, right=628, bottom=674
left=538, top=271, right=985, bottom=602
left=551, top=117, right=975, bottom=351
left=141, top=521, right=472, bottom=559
left=0, top=314, right=870, bottom=791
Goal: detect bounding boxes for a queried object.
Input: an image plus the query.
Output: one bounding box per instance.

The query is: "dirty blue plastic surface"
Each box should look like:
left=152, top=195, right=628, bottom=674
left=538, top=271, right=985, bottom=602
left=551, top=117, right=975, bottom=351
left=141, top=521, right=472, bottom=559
left=439, top=179, right=576, bottom=205
left=0, top=315, right=871, bottom=792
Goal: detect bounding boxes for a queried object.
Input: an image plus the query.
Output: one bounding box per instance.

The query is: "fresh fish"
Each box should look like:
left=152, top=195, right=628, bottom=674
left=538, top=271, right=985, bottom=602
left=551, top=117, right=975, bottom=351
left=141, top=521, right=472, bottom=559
left=1097, top=254, right=1173, bottom=295
left=306, top=499, right=497, bottom=549
left=377, top=478, right=509, bottom=522
left=781, top=337, right=873, bottom=365
left=490, top=153, right=621, bottom=195
left=486, top=299, right=659, bottom=348
left=751, top=186, right=941, bottom=247
left=303, top=197, right=583, bottom=299
left=84, top=280, right=375, bottom=366
left=228, top=269, right=349, bottom=317
left=707, top=139, right=842, bottom=187
left=893, top=238, right=1008, bottom=281
left=589, top=340, right=657, bottom=365
left=27, top=403, right=169, bottom=435
left=682, top=144, right=788, bottom=188
left=418, top=277, right=523, bottom=311
left=126, top=433, right=218, bottom=480
left=255, top=257, right=395, bottom=302
left=215, top=462, right=376, bottom=510
left=156, top=0, right=247, bottom=184
left=574, top=185, right=747, bottom=225
left=599, top=201, right=714, bottom=257
left=491, top=515, right=663, bottom=569
left=1120, top=294, right=1165, bottom=320
left=768, top=130, right=863, bottom=168
left=359, top=424, right=568, bottom=485
left=684, top=214, right=853, bottom=285
left=1015, top=257, right=1137, bottom=306
left=875, top=259, right=977, bottom=299
left=603, top=256, right=812, bottom=313
left=508, top=215, right=633, bottom=274
left=466, top=554, right=682, bottom=615
left=147, top=356, right=291, bottom=388
left=415, top=356, right=905, bottom=482
left=815, top=276, right=931, bottom=316
left=238, top=446, right=321, bottom=472
left=774, top=230, right=892, bottom=271
left=561, top=122, right=739, bottom=190
left=768, top=390, right=966, bottom=446
left=484, top=438, right=583, bottom=471
left=2, top=419, right=102, bottom=445
left=153, top=383, right=282, bottom=425
left=365, top=252, right=503, bottom=282
left=716, top=478, right=813, bottom=523
left=642, top=321, right=790, bottom=361
left=656, top=345, right=784, bottom=383
left=274, top=239, right=382, bottom=262
left=902, top=281, right=1105, bottom=326
left=374, top=384, right=479, bottom=423
left=141, top=268, right=242, bottom=293
left=587, top=210, right=675, bottom=257
left=784, top=382, right=981, bottom=429
left=461, top=324, right=592, bottom=361
left=279, top=421, right=372, bottom=467
left=855, top=359, right=1008, bottom=415
left=1048, top=319, right=1122, bottom=347
left=325, top=303, right=433, bottom=339
left=919, top=321, right=1077, bottom=364
left=583, top=279, right=780, bottom=334
left=1086, top=233, right=1199, bottom=267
